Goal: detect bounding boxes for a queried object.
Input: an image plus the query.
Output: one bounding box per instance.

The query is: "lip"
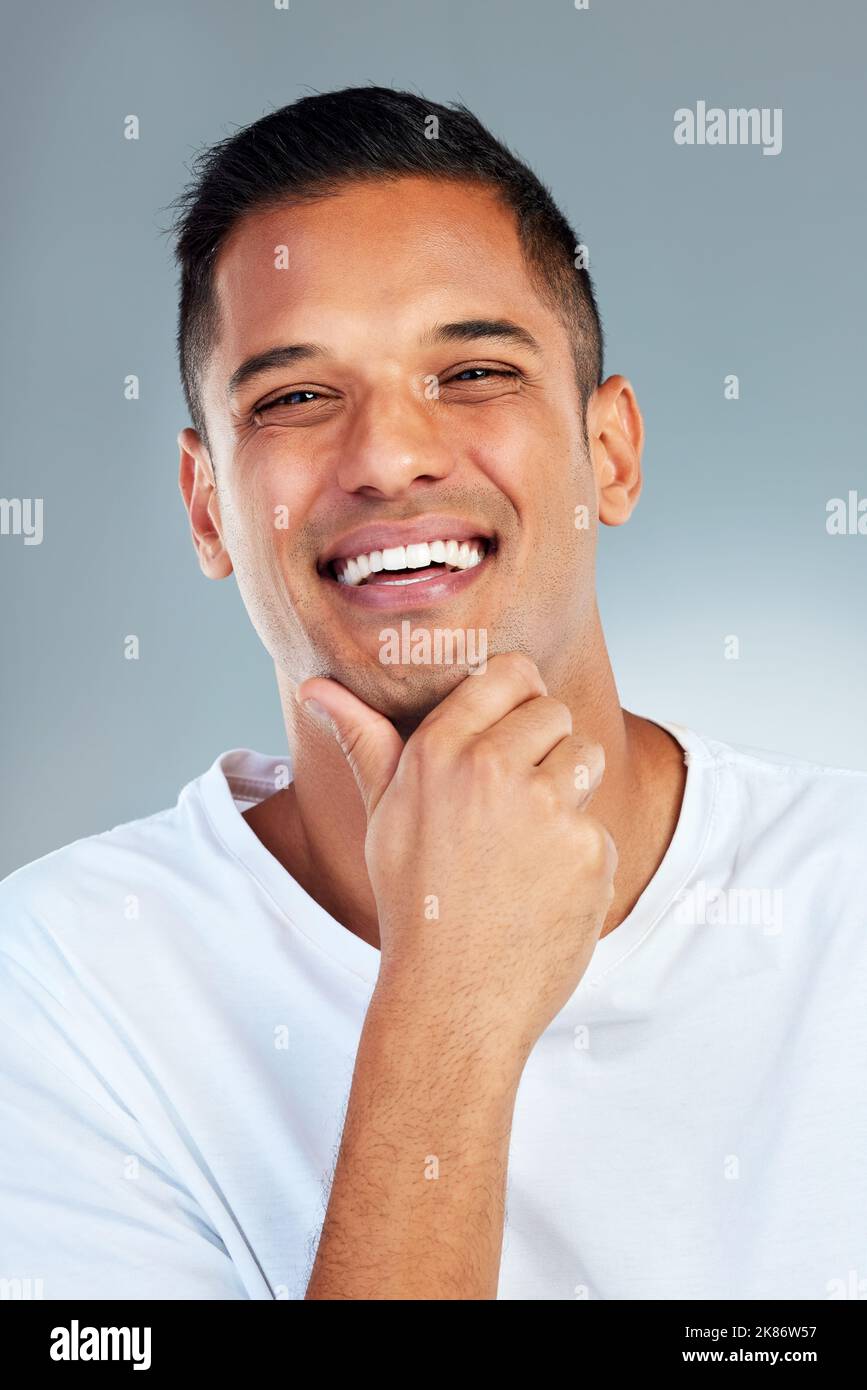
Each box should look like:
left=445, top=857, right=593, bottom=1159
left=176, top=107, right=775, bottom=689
left=318, top=515, right=495, bottom=571
left=321, top=543, right=495, bottom=611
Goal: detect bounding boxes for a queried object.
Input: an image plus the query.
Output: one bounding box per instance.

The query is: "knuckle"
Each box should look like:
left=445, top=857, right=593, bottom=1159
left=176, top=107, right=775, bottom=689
left=532, top=771, right=562, bottom=814
left=574, top=815, right=615, bottom=876
left=501, top=650, right=542, bottom=689
left=538, top=696, right=573, bottom=736
left=463, top=736, right=508, bottom=784
left=334, top=725, right=362, bottom=762
left=571, top=739, right=604, bottom=783
left=406, top=720, right=450, bottom=769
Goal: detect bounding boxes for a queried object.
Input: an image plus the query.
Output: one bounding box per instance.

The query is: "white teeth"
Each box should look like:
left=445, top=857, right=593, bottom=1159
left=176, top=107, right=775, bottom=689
left=381, top=546, right=406, bottom=571
left=332, top=536, right=488, bottom=585
left=404, top=542, right=431, bottom=569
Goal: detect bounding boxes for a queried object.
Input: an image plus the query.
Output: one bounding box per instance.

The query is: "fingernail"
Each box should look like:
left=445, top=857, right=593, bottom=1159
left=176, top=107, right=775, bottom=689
left=301, top=698, right=331, bottom=725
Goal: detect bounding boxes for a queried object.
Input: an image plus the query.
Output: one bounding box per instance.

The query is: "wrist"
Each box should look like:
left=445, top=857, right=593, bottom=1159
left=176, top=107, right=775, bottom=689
left=364, top=974, right=529, bottom=1102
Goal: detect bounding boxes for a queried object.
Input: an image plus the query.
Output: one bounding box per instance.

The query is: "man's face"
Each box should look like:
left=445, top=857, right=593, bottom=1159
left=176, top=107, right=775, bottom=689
left=194, top=176, right=603, bottom=720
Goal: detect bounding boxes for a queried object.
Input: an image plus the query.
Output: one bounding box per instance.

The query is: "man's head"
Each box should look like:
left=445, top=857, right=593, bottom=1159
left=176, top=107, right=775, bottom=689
left=173, top=87, right=643, bottom=723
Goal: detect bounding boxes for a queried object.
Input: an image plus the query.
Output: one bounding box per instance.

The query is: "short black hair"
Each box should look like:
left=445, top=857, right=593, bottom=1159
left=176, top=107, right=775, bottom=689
left=170, top=85, right=604, bottom=449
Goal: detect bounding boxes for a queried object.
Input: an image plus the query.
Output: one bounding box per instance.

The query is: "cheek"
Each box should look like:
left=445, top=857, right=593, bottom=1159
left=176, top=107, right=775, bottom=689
left=457, top=412, right=541, bottom=525
left=221, top=454, right=315, bottom=563
left=216, top=464, right=322, bottom=666
left=465, top=400, right=580, bottom=486
left=464, top=407, right=589, bottom=554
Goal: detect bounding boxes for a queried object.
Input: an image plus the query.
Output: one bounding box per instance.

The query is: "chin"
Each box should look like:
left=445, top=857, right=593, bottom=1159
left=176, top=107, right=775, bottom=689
left=349, top=659, right=473, bottom=730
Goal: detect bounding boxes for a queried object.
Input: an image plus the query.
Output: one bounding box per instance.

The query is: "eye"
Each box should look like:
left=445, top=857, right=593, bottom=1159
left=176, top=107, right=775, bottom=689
left=446, top=367, right=519, bottom=384
left=256, top=389, right=321, bottom=412
left=438, top=365, right=523, bottom=400
left=249, top=386, right=340, bottom=426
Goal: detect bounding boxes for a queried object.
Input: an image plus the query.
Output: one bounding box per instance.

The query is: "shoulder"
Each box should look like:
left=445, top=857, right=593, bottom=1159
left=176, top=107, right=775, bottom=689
left=688, top=725, right=867, bottom=812
left=678, top=722, right=867, bottom=872
left=0, top=755, right=224, bottom=989
left=1, top=804, right=184, bottom=939
left=0, top=767, right=229, bottom=1110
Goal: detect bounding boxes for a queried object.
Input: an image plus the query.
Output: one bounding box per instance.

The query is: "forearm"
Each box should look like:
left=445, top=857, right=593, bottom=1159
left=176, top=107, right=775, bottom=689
left=305, top=985, right=525, bottom=1300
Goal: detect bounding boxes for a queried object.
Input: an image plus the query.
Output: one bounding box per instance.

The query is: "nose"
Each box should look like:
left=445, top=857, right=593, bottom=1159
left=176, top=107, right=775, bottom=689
left=333, top=380, right=455, bottom=498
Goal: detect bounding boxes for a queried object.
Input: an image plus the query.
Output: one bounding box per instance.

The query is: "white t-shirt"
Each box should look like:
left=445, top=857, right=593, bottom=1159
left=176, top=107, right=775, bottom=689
left=1, top=723, right=866, bottom=1301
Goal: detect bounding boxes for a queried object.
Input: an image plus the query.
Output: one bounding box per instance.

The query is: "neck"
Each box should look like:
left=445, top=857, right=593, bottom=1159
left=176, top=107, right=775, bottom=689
left=254, top=624, right=686, bottom=953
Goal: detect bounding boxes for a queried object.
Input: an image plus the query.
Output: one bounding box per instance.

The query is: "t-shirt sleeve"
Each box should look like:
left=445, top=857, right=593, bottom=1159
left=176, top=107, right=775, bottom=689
left=0, top=1018, right=253, bottom=1300
left=0, top=883, right=259, bottom=1301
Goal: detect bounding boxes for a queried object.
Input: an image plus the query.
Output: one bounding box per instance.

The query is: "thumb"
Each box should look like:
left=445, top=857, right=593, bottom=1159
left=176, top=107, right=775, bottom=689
left=295, top=676, right=404, bottom=818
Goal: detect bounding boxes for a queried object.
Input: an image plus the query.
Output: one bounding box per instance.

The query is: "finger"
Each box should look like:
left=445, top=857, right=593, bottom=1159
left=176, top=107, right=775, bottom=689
left=295, top=676, right=404, bottom=818
left=534, top=737, right=606, bottom=809
left=477, top=695, right=573, bottom=768
left=415, top=651, right=547, bottom=741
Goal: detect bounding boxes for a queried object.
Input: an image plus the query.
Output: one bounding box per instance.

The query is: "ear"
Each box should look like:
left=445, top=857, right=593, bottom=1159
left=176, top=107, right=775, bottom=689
left=177, top=428, right=233, bottom=578
left=586, top=375, right=645, bottom=527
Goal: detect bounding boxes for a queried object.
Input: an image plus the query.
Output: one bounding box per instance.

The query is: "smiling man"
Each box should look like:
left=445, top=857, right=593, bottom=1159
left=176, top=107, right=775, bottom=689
left=1, top=87, right=866, bottom=1303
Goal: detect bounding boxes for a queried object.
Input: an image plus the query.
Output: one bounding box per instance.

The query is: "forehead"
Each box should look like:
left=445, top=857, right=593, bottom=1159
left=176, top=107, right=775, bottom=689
left=208, top=177, right=558, bottom=383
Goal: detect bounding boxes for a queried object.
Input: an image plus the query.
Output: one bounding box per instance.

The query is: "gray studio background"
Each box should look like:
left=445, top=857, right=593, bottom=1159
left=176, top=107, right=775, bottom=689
left=2, top=0, right=865, bottom=878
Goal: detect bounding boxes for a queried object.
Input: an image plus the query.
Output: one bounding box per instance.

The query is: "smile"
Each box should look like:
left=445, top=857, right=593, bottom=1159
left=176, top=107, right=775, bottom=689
left=319, top=540, right=496, bottom=610
left=317, top=518, right=497, bottom=610
left=334, top=536, right=489, bottom=586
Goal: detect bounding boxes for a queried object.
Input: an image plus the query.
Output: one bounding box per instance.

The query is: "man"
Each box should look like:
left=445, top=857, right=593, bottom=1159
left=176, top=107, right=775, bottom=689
left=1, top=86, right=865, bottom=1302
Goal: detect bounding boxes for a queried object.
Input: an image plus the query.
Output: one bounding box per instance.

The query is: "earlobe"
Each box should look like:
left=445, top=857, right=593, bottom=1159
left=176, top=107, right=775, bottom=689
left=177, top=428, right=234, bottom=579
left=588, top=376, right=644, bottom=529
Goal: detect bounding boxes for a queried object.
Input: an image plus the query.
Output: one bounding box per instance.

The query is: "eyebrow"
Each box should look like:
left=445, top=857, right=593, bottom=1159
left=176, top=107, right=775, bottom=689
left=421, top=318, right=543, bottom=354
left=226, top=318, right=543, bottom=398
left=227, top=343, right=327, bottom=398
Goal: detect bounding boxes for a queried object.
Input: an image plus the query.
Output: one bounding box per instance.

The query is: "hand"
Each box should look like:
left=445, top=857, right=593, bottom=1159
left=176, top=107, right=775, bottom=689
left=297, top=652, right=617, bottom=1062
